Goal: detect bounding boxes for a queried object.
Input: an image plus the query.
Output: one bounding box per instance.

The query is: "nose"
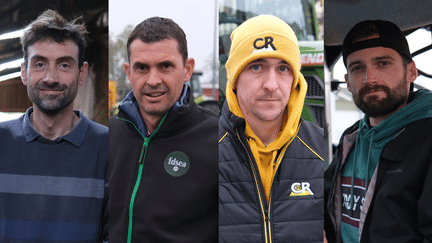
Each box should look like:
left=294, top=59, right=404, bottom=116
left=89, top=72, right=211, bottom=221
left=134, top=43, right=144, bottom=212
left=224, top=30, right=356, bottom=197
left=262, top=69, right=278, bottom=92
left=44, top=64, right=58, bottom=83
left=146, top=68, right=162, bottom=86
left=364, top=67, right=378, bottom=85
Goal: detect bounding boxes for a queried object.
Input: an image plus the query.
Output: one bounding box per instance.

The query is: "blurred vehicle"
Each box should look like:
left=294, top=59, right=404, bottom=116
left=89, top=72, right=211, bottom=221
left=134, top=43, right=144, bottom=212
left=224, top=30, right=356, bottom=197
left=186, top=72, right=219, bottom=114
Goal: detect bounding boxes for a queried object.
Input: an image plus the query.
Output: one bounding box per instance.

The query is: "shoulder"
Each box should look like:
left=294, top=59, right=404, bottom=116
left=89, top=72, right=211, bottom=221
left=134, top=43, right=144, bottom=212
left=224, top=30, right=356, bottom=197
left=81, top=114, right=108, bottom=137
left=298, top=120, right=323, bottom=137
left=0, top=117, right=24, bottom=138
left=191, top=105, right=219, bottom=129
left=295, top=120, right=324, bottom=159
left=197, top=106, right=218, bottom=121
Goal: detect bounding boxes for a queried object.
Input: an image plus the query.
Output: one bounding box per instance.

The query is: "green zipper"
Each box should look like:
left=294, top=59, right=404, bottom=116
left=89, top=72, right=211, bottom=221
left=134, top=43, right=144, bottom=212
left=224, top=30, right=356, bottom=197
left=117, top=112, right=168, bottom=243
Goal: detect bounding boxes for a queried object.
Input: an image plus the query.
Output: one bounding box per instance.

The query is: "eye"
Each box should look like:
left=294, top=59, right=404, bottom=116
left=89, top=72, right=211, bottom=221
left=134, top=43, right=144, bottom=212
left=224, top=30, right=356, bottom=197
left=380, top=61, right=389, bottom=66
left=251, top=64, right=261, bottom=71
left=350, top=65, right=363, bottom=73
left=279, top=65, right=291, bottom=72
left=136, top=64, right=147, bottom=71
left=35, top=62, right=45, bottom=68
left=60, top=63, right=71, bottom=68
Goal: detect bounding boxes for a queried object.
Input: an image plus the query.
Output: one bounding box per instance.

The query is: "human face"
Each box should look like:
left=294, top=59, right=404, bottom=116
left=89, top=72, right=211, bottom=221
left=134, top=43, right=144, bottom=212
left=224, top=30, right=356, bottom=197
left=345, top=47, right=416, bottom=118
left=125, top=38, right=194, bottom=120
left=236, top=57, right=294, bottom=122
left=21, top=39, right=88, bottom=115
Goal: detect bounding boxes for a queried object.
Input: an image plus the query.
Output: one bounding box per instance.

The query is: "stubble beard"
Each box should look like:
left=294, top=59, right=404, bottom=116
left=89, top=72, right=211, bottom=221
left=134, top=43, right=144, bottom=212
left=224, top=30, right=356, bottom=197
left=28, top=80, right=78, bottom=116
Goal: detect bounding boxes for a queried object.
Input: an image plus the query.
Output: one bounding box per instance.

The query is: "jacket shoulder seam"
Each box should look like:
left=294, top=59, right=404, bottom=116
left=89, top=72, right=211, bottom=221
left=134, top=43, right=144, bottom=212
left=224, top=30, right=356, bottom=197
left=296, top=135, right=324, bottom=161
left=219, top=131, right=228, bottom=143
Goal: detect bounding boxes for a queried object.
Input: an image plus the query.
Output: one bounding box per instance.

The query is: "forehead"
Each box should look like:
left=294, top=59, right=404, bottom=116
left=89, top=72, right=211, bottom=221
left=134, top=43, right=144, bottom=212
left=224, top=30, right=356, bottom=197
left=129, top=38, right=181, bottom=62
left=27, top=39, right=79, bottom=59
left=346, top=46, right=401, bottom=65
left=247, top=57, right=288, bottom=65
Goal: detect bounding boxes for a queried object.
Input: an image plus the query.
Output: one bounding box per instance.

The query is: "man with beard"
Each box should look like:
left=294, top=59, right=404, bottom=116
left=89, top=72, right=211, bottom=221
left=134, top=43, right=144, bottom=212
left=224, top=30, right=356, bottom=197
left=0, top=10, right=108, bottom=242
left=109, top=17, right=217, bottom=242
left=324, top=20, right=432, bottom=243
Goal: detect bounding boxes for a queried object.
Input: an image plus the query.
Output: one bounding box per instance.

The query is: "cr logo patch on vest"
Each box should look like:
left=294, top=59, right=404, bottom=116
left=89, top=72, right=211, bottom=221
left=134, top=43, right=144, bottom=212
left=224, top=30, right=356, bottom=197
left=290, top=182, right=314, bottom=196
left=253, top=36, right=277, bottom=53
left=164, top=151, right=190, bottom=177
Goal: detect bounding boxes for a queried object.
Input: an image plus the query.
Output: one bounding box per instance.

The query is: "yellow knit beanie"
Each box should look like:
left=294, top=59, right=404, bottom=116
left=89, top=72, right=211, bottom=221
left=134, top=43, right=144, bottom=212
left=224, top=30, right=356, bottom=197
left=226, top=15, right=302, bottom=100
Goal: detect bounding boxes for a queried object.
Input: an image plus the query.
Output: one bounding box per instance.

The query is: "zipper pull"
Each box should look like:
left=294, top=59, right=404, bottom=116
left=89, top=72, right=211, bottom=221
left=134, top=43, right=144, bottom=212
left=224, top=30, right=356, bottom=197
left=139, top=144, right=146, bottom=164
left=139, top=138, right=149, bottom=164
left=264, top=209, right=270, bottom=222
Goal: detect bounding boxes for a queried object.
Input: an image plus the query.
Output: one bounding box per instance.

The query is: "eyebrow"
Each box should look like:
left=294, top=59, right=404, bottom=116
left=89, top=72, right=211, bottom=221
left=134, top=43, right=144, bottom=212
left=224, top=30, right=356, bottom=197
left=157, top=60, right=176, bottom=67
left=372, top=55, right=395, bottom=62
left=132, top=60, right=177, bottom=69
left=56, top=56, right=76, bottom=64
left=348, top=55, right=396, bottom=70
left=30, top=55, right=76, bottom=64
left=132, top=61, right=149, bottom=70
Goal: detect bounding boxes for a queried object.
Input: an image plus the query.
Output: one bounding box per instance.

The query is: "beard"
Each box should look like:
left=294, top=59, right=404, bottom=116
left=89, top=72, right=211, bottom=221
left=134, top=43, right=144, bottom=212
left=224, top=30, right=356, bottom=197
left=352, top=76, right=408, bottom=118
left=27, top=80, right=78, bottom=115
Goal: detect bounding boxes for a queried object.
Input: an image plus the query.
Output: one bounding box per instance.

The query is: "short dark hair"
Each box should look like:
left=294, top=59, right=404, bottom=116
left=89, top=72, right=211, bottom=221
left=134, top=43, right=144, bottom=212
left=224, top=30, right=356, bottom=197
left=21, top=9, right=88, bottom=68
left=127, top=17, right=188, bottom=64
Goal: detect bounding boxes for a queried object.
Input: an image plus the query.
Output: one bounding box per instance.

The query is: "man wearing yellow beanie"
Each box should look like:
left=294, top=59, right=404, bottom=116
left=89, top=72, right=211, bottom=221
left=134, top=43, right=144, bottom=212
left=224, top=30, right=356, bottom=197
left=219, top=15, right=325, bottom=242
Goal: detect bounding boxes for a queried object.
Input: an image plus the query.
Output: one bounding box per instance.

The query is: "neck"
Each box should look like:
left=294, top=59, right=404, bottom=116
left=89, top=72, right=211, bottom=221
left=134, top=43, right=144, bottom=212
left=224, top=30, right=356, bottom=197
left=141, top=112, right=164, bottom=135
left=30, top=104, right=79, bottom=140
left=368, top=100, right=408, bottom=127
left=246, top=115, right=283, bottom=146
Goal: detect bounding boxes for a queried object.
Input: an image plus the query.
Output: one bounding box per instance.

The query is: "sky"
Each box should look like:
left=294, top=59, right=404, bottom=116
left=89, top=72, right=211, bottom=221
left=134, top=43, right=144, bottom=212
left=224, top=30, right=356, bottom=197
left=109, top=0, right=218, bottom=85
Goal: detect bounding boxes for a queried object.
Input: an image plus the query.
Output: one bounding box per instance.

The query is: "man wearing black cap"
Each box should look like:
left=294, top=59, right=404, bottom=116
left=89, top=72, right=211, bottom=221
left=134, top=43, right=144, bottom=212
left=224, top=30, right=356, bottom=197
left=324, top=20, right=432, bottom=243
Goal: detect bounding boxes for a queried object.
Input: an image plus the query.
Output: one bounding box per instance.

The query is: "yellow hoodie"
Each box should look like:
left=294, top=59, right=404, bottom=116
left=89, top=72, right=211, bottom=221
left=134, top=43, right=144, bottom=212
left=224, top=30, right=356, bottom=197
left=225, top=15, right=308, bottom=202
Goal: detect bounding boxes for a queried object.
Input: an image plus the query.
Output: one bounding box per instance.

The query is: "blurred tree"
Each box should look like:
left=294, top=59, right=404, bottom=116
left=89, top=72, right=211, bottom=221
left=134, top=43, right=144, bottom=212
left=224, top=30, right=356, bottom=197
left=109, top=24, right=134, bottom=101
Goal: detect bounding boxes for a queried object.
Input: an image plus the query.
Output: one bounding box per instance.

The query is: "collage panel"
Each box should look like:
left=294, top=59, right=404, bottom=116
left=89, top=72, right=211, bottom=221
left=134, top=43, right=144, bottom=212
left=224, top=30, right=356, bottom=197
left=108, top=0, right=218, bottom=242
left=325, top=0, right=432, bottom=242
left=218, top=0, right=325, bottom=242
left=0, top=1, right=108, bottom=242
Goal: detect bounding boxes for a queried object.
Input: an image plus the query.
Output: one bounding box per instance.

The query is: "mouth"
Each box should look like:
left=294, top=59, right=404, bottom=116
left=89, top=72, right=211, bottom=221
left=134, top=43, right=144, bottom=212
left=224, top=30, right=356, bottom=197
left=258, top=98, right=279, bottom=102
left=144, top=91, right=167, bottom=102
left=39, top=89, right=64, bottom=94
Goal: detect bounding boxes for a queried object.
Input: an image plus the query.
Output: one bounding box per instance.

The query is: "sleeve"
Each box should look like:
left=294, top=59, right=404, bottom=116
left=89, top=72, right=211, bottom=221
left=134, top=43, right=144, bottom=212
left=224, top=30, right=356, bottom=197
left=418, top=154, right=432, bottom=242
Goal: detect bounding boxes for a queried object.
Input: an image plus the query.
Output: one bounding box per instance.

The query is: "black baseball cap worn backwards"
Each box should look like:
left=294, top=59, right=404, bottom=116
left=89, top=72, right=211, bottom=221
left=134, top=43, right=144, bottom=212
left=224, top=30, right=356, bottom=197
left=342, top=20, right=412, bottom=67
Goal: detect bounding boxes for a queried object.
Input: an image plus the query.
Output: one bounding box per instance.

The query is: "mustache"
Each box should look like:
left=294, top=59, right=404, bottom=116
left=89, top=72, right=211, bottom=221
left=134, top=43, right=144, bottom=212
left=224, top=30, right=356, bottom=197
left=35, top=81, right=67, bottom=91
left=358, top=84, right=390, bottom=96
left=142, top=84, right=169, bottom=93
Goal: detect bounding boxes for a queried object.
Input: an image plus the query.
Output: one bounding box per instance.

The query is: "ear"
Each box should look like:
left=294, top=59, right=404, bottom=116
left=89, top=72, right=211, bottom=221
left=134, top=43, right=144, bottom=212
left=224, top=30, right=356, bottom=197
left=406, top=61, right=417, bottom=84
left=124, top=62, right=131, bottom=82
left=78, top=61, right=89, bottom=86
left=344, top=74, right=351, bottom=92
left=182, top=58, right=195, bottom=82
left=21, top=62, right=28, bottom=86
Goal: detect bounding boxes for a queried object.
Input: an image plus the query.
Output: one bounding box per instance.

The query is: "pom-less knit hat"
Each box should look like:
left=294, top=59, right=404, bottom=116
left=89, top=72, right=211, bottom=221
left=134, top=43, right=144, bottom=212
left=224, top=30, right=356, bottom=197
left=342, top=20, right=412, bottom=67
left=226, top=14, right=303, bottom=93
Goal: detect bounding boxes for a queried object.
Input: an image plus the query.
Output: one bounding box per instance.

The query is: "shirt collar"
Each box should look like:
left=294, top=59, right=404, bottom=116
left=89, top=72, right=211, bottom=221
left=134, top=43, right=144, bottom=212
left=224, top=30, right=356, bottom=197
left=22, top=107, right=89, bottom=147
